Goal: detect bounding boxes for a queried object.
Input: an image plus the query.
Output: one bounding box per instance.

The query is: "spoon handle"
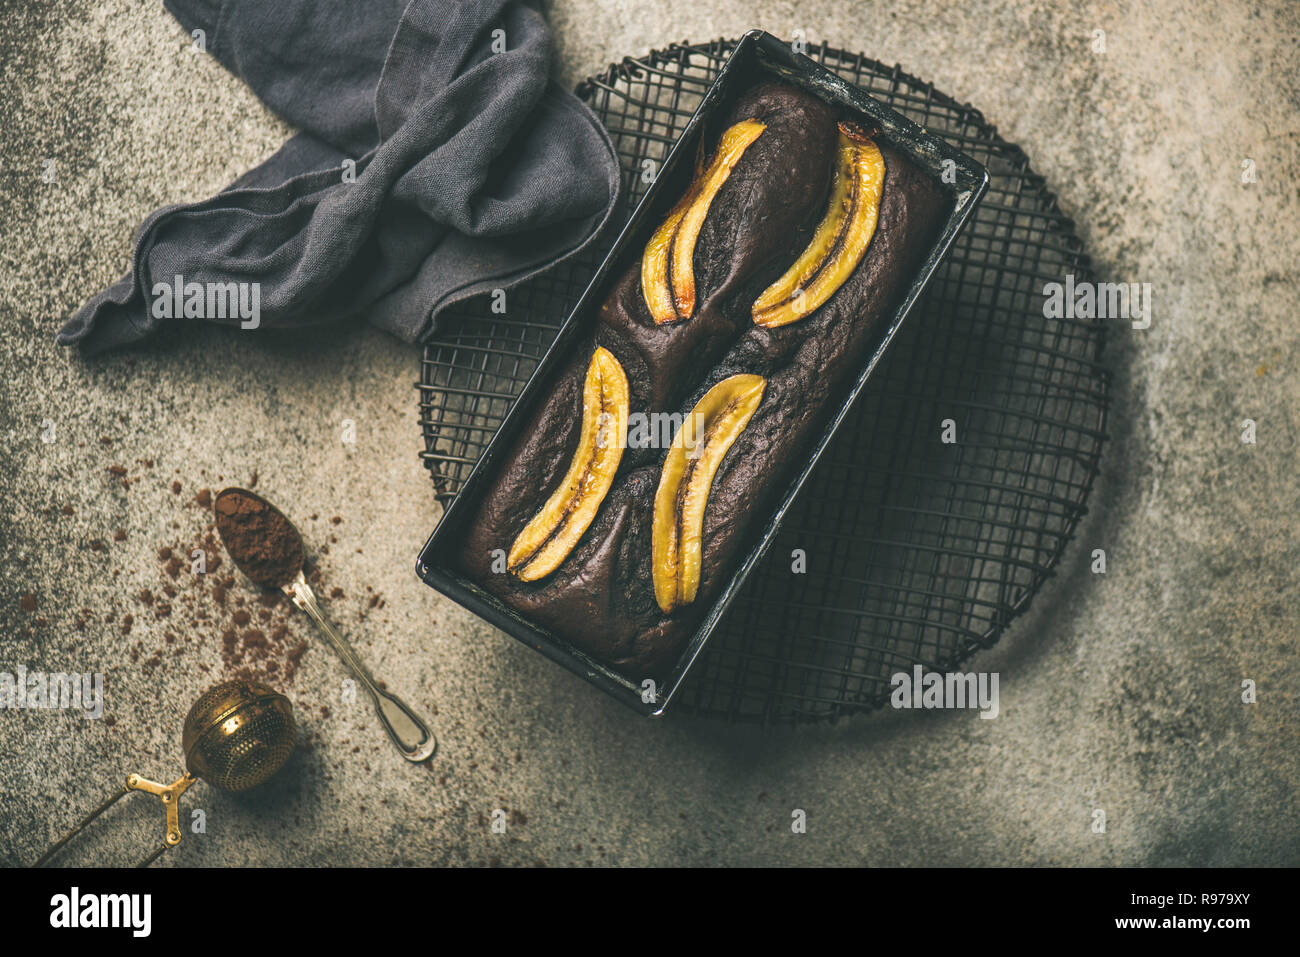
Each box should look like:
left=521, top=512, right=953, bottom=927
left=284, top=576, right=437, bottom=763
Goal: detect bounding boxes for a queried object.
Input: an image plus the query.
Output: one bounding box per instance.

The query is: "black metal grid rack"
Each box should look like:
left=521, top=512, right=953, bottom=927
left=416, top=38, right=1109, bottom=724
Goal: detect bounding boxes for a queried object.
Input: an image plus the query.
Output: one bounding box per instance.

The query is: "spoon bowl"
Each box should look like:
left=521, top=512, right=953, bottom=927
left=213, top=487, right=305, bottom=589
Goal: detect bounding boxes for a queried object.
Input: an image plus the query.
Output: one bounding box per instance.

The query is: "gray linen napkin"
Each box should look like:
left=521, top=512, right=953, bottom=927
left=57, top=0, right=621, bottom=354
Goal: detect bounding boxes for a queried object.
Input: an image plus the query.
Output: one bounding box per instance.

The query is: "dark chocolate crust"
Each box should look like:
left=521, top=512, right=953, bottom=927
left=459, top=82, right=950, bottom=679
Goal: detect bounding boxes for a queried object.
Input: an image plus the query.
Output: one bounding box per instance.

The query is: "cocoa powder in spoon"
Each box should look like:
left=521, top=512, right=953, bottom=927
left=213, top=488, right=304, bottom=589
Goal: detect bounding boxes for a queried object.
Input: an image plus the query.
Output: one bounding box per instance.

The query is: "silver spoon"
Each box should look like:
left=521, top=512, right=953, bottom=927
left=214, top=487, right=436, bottom=762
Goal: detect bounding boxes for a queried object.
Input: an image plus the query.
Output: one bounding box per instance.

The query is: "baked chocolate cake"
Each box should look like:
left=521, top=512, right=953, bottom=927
left=458, top=80, right=950, bottom=678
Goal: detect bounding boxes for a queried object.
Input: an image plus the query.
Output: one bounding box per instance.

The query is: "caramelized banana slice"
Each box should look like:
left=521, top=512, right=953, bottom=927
left=641, top=201, right=688, bottom=326
left=641, top=119, right=766, bottom=324
left=752, top=123, right=884, bottom=327
left=508, top=347, right=629, bottom=581
left=652, top=374, right=767, bottom=612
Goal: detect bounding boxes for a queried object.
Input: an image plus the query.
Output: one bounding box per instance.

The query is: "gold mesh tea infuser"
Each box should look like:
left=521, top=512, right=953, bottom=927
left=34, top=679, right=295, bottom=868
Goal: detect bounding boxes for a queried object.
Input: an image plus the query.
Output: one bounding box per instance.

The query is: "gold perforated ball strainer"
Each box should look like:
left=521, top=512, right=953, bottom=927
left=182, top=680, right=296, bottom=792
left=35, top=679, right=296, bottom=868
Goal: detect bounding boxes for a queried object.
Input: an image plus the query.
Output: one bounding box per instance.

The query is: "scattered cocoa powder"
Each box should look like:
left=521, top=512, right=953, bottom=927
left=61, top=504, right=74, bottom=516
left=107, top=466, right=127, bottom=477
left=171, top=480, right=182, bottom=494
left=120, top=487, right=321, bottom=687
left=113, top=529, right=127, bottom=541
left=20, top=593, right=37, bottom=613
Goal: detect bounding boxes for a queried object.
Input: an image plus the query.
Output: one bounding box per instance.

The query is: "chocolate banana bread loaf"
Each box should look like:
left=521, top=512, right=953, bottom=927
left=458, top=80, right=950, bottom=678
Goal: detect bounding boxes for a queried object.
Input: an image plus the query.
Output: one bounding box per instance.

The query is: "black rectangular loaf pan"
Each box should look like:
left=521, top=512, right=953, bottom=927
left=416, top=30, right=989, bottom=716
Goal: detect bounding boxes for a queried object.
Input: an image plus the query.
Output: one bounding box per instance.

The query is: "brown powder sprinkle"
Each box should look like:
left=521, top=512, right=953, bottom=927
left=119, top=484, right=331, bottom=689
left=220, top=622, right=309, bottom=684
left=171, top=480, right=182, bottom=494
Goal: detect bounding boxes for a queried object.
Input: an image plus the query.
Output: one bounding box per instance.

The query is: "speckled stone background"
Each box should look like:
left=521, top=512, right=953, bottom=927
left=2, top=0, right=1297, bottom=867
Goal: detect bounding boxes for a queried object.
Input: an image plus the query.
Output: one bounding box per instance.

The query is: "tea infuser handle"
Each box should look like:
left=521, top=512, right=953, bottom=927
left=137, top=843, right=171, bottom=868
left=125, top=772, right=197, bottom=851
left=33, top=782, right=132, bottom=867
left=32, top=772, right=197, bottom=868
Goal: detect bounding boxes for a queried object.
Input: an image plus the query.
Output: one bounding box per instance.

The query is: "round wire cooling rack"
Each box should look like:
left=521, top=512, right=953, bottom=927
left=416, top=38, right=1109, bottom=724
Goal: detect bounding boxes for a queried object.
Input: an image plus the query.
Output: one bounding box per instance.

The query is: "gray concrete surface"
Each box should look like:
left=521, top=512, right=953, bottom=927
left=2, top=0, right=1297, bottom=867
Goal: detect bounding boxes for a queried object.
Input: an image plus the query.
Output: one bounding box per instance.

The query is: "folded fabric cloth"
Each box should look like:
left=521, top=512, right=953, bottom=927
left=58, top=0, right=621, bottom=354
